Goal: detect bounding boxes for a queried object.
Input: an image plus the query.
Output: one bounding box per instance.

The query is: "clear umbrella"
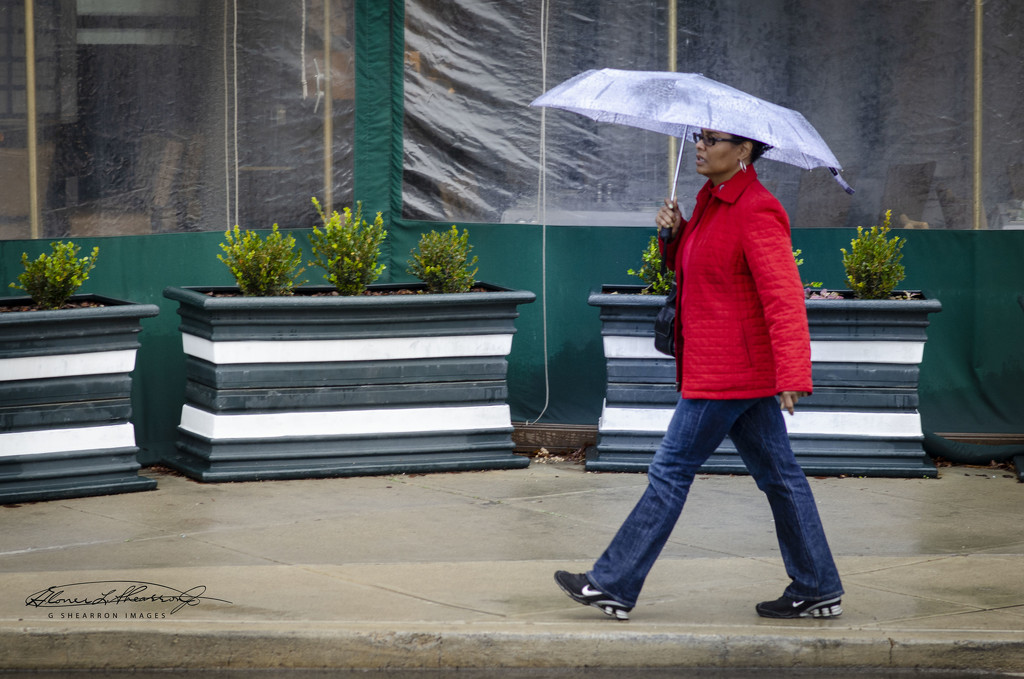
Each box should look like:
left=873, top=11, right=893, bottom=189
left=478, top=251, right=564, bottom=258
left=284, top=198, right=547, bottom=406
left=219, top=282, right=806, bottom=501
left=531, top=68, right=854, bottom=196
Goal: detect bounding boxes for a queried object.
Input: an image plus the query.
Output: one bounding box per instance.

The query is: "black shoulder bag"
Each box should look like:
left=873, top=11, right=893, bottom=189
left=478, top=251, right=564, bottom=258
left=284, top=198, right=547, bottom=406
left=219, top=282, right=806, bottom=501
left=653, top=228, right=678, bottom=357
left=653, top=281, right=677, bottom=357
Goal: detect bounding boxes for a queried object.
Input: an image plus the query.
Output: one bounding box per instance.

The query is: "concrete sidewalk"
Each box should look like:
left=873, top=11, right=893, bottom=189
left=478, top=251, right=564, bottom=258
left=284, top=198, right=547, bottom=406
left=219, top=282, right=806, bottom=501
left=1, top=458, right=1022, bottom=673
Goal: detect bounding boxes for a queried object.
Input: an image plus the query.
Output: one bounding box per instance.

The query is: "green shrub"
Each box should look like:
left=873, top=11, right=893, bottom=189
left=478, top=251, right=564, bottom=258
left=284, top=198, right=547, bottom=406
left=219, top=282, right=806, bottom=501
left=793, top=248, right=823, bottom=292
left=9, top=241, right=99, bottom=310
left=218, top=224, right=306, bottom=296
left=309, top=198, right=387, bottom=296
left=407, top=225, right=478, bottom=294
left=841, top=209, right=906, bottom=300
left=627, top=235, right=675, bottom=295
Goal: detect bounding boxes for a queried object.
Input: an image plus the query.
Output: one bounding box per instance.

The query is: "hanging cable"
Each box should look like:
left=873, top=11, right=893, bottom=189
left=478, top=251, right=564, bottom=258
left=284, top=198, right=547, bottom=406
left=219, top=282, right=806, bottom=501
left=223, top=0, right=231, bottom=229
left=527, top=0, right=552, bottom=425
left=301, top=0, right=308, bottom=99
left=233, top=0, right=240, bottom=227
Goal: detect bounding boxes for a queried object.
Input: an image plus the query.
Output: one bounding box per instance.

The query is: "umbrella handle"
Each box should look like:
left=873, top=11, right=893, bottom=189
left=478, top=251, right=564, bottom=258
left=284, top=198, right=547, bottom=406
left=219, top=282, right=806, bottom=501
left=658, top=137, right=686, bottom=241
left=670, top=136, right=685, bottom=202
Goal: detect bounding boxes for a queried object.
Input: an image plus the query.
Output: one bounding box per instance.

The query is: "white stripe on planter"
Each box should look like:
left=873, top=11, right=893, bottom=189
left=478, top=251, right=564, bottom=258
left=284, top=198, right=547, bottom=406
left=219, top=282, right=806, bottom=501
left=603, top=335, right=665, bottom=360
left=785, top=410, right=923, bottom=438
left=599, top=405, right=674, bottom=433
left=179, top=404, right=512, bottom=440
left=604, top=337, right=926, bottom=364
left=599, top=406, right=922, bottom=439
left=810, top=340, right=925, bottom=365
left=0, top=350, right=138, bottom=382
left=0, top=423, right=136, bottom=457
left=182, top=334, right=515, bottom=365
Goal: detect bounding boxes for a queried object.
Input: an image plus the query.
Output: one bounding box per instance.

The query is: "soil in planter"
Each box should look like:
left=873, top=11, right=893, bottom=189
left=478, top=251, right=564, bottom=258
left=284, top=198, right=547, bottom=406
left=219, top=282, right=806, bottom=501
left=805, top=288, right=925, bottom=300
left=0, top=300, right=106, bottom=313
left=203, top=286, right=492, bottom=298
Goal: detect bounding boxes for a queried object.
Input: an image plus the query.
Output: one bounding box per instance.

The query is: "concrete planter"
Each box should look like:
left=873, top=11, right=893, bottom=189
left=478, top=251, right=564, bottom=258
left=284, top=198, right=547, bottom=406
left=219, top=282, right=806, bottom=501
left=793, top=296, right=943, bottom=477
left=587, top=286, right=942, bottom=478
left=586, top=285, right=674, bottom=472
left=0, top=295, right=159, bottom=502
left=163, top=284, right=535, bottom=481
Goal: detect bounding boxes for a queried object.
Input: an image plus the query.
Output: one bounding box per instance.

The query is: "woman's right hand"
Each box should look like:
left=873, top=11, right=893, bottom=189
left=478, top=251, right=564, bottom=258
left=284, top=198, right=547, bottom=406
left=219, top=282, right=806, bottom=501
left=656, top=198, right=682, bottom=240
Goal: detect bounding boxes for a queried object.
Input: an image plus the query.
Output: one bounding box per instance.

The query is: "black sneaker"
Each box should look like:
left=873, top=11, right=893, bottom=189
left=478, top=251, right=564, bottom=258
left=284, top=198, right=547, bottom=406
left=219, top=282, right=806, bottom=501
left=554, top=570, right=631, bottom=621
left=756, top=594, right=843, bottom=619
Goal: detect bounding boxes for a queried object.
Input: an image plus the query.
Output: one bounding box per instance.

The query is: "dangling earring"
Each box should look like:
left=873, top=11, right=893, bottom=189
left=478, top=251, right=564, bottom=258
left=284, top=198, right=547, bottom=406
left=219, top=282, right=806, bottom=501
left=738, top=159, right=747, bottom=173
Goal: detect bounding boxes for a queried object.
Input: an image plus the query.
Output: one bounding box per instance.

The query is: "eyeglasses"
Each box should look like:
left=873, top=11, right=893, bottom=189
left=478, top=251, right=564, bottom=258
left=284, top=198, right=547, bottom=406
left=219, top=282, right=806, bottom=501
left=692, top=132, right=744, bottom=147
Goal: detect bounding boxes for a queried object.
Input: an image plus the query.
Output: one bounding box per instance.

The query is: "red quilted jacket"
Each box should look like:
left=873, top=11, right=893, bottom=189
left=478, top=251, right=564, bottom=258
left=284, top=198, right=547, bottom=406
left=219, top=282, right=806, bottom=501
left=662, top=166, right=812, bottom=399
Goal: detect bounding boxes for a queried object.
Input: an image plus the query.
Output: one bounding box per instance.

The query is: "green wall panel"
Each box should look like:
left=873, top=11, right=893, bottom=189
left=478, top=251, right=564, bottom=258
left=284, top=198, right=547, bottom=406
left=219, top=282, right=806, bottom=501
left=3, top=225, right=1024, bottom=466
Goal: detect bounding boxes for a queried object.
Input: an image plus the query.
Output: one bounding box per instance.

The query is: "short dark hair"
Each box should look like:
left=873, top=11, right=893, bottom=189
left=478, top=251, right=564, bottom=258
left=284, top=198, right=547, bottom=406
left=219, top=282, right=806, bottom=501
left=734, top=136, right=772, bottom=163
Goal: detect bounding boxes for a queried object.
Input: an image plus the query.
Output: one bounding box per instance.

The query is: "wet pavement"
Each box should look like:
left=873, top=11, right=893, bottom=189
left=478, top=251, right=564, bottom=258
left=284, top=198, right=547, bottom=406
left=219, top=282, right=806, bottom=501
left=0, top=670, right=1019, bottom=678
left=1, top=460, right=1022, bottom=674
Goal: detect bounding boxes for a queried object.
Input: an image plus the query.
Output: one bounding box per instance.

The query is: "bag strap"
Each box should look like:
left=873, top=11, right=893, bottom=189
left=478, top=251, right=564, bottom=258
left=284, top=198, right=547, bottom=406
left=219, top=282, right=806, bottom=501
left=658, top=226, right=676, bottom=300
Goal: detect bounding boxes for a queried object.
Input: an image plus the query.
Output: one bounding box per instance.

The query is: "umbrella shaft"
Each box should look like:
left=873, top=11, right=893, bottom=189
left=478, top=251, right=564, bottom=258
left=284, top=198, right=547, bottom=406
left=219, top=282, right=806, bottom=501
left=670, top=136, right=684, bottom=202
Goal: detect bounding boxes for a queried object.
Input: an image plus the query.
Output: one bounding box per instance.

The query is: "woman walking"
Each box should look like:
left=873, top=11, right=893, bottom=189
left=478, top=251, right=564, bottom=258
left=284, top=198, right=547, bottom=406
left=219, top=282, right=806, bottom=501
left=555, top=128, right=843, bottom=621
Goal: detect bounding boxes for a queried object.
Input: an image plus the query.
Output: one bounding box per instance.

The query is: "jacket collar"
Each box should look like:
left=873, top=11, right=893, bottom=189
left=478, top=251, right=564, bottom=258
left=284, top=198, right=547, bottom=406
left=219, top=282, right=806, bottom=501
left=699, top=164, right=759, bottom=205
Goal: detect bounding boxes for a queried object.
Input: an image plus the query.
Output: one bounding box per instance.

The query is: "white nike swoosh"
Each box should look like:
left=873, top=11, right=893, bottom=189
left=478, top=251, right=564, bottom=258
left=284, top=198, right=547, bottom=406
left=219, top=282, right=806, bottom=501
left=792, top=600, right=805, bottom=607
left=581, top=585, right=603, bottom=596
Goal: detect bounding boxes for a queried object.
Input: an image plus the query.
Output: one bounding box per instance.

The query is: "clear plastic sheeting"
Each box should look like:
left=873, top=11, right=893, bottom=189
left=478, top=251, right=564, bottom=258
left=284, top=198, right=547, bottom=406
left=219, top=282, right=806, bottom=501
left=1, top=0, right=354, bottom=240
left=6, top=1, right=1024, bottom=239
left=402, top=0, right=1024, bottom=230
left=403, top=0, right=668, bottom=226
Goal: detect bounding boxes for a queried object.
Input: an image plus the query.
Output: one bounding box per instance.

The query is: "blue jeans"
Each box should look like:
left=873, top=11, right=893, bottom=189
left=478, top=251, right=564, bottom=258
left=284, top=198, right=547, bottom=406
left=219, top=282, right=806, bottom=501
left=589, top=396, right=843, bottom=607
